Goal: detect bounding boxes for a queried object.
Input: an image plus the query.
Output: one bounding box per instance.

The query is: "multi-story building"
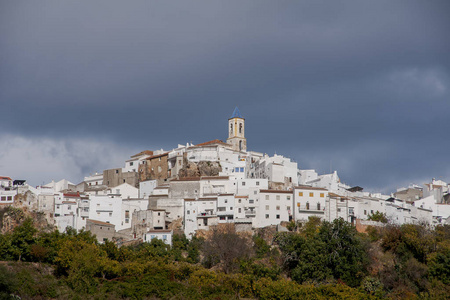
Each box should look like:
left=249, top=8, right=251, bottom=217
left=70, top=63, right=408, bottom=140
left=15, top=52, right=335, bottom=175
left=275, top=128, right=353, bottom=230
left=293, top=186, right=328, bottom=222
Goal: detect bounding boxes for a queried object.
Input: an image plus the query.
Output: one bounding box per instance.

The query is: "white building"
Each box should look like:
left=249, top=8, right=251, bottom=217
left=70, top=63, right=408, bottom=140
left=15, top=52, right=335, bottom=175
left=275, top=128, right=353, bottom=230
left=217, top=194, right=235, bottom=223
left=184, top=197, right=218, bottom=237
left=88, top=195, right=123, bottom=230
left=144, top=230, right=173, bottom=246
left=84, top=172, right=104, bottom=187
left=293, top=186, right=328, bottom=222
left=248, top=154, right=298, bottom=188
left=254, top=190, right=293, bottom=228
left=107, top=183, right=139, bottom=199
left=140, top=179, right=157, bottom=199
left=123, top=150, right=154, bottom=173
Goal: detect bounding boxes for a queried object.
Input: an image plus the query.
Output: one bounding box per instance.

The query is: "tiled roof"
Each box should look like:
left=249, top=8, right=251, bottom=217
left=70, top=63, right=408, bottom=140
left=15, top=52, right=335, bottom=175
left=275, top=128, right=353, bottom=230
left=87, top=219, right=115, bottom=226
left=194, top=139, right=228, bottom=147
left=130, top=150, right=154, bottom=158
left=0, top=177, right=12, bottom=181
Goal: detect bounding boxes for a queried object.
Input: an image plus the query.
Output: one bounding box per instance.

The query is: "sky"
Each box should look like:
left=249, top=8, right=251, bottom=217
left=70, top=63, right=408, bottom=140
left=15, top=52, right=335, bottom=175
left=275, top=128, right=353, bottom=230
left=1, top=1, right=449, bottom=192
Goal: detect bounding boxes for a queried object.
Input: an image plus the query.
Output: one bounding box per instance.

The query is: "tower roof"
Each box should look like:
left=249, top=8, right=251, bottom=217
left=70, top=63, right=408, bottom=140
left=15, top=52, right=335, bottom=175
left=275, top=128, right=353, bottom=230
left=230, top=107, right=244, bottom=119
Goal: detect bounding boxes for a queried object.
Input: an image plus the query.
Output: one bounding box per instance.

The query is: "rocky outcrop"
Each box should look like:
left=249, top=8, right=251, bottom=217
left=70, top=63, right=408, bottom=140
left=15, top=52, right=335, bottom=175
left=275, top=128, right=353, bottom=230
left=178, top=160, right=222, bottom=178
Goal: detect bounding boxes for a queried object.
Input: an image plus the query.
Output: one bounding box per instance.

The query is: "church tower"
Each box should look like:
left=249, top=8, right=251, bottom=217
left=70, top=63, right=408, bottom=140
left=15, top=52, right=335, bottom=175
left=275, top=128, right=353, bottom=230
left=227, top=107, right=247, bottom=152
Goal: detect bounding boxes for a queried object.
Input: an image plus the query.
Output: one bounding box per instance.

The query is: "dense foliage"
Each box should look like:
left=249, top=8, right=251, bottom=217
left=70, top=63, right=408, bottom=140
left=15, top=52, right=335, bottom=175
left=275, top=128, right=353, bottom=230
left=0, top=211, right=449, bottom=299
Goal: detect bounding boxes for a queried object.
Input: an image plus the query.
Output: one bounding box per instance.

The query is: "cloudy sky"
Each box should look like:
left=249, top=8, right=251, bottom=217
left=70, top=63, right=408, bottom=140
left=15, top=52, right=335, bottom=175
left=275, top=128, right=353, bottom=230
left=1, top=1, right=449, bottom=192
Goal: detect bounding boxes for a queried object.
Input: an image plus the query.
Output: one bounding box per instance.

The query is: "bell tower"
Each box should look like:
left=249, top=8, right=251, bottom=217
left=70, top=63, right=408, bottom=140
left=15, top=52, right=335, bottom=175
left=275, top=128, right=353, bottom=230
left=227, top=107, right=247, bottom=152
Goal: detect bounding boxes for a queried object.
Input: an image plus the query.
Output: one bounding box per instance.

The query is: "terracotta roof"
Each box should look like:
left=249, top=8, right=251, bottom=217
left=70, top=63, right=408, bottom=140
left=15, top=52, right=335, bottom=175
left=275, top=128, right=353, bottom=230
left=63, top=192, right=80, bottom=198
left=198, top=197, right=217, bottom=200
left=87, top=219, right=115, bottom=226
left=184, top=198, right=196, bottom=201
left=62, top=201, right=77, bottom=204
left=0, top=177, right=12, bottom=181
left=260, top=189, right=293, bottom=194
left=194, top=139, right=228, bottom=147
left=147, top=152, right=169, bottom=160
left=218, top=193, right=234, bottom=196
left=295, top=186, right=328, bottom=191
left=130, top=150, right=154, bottom=158
left=235, top=195, right=249, bottom=198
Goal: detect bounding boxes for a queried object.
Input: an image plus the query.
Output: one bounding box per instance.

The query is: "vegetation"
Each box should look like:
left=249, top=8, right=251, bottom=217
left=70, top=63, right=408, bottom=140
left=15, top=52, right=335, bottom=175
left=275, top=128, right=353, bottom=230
left=0, top=212, right=449, bottom=299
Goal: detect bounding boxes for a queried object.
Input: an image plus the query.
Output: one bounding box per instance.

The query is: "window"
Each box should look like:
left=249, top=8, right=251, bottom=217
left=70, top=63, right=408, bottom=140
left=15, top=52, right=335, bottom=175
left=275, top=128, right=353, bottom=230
left=240, top=167, right=244, bottom=172
left=371, top=210, right=374, bottom=214
left=287, top=196, right=291, bottom=200
left=115, top=169, right=119, bottom=174
left=298, top=192, right=303, bottom=197
left=68, top=205, right=71, bottom=210
left=158, top=212, right=161, bottom=216
left=309, top=192, right=314, bottom=197
left=320, top=193, right=324, bottom=198
left=123, top=179, right=126, bottom=183
left=249, top=199, right=254, bottom=204
left=265, top=214, right=269, bottom=219
left=242, top=182, right=246, bottom=186
left=287, top=206, right=290, bottom=211
left=306, top=202, right=310, bottom=210
left=239, top=123, right=242, bottom=133
left=224, top=199, right=228, bottom=203
left=276, top=214, right=280, bottom=219
left=0, top=197, right=5, bottom=201
left=238, top=199, right=241, bottom=203
left=265, top=195, right=269, bottom=200
left=109, top=213, right=112, bottom=217
left=317, top=203, right=321, bottom=210
left=364, top=210, right=367, bottom=215
left=276, top=195, right=280, bottom=200
left=276, top=206, right=280, bottom=210
left=337, top=208, right=341, bottom=212
left=256, top=181, right=259, bottom=186
left=187, top=210, right=190, bottom=215
left=163, top=235, right=167, bottom=240
left=265, top=205, right=269, bottom=210
left=158, top=166, right=162, bottom=173
left=130, top=162, right=134, bottom=166
left=254, top=191, right=257, bottom=195
left=235, top=167, right=239, bottom=172
left=238, top=208, right=241, bottom=213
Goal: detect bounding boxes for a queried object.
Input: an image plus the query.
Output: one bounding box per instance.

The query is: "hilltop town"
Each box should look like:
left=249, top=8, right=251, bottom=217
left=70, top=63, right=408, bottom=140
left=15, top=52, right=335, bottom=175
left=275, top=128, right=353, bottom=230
left=1, top=107, right=449, bottom=244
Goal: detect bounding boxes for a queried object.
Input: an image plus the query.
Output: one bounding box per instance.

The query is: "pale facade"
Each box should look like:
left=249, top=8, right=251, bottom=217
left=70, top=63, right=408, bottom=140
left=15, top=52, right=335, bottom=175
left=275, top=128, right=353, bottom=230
left=293, top=186, right=327, bottom=221
left=254, top=190, right=293, bottom=228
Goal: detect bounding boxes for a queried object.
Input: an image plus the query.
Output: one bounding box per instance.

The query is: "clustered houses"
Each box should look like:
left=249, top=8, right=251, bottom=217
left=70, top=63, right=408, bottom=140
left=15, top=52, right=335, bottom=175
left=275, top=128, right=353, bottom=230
left=2, top=108, right=450, bottom=244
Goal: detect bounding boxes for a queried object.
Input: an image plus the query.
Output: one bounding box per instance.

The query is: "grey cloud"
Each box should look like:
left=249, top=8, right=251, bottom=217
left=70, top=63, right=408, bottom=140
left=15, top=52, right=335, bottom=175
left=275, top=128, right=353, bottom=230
left=1, top=1, right=449, bottom=192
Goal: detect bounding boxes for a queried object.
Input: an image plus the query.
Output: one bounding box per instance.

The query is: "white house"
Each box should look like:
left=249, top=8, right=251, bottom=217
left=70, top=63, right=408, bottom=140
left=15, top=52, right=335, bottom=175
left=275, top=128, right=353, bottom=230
left=139, top=179, right=157, bottom=199
left=254, top=190, right=293, bottom=228
left=217, top=194, right=235, bottom=223
left=107, top=183, right=139, bottom=199
left=88, top=195, right=123, bottom=230
left=144, top=230, right=173, bottom=246
left=293, top=186, right=328, bottom=222
left=184, top=197, right=218, bottom=237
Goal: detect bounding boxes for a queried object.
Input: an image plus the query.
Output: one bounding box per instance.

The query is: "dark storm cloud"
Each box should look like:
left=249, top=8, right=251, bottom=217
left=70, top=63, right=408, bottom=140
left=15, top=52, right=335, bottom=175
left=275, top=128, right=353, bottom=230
left=1, top=1, right=449, bottom=189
